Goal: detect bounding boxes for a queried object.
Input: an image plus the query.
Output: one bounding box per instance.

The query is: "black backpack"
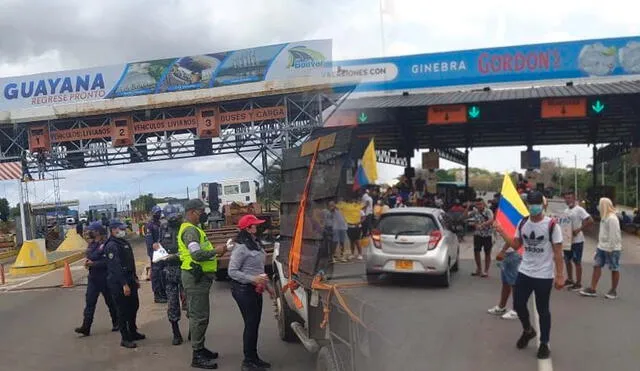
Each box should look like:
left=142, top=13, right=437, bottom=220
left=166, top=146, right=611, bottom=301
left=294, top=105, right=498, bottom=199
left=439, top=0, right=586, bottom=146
left=160, top=225, right=179, bottom=254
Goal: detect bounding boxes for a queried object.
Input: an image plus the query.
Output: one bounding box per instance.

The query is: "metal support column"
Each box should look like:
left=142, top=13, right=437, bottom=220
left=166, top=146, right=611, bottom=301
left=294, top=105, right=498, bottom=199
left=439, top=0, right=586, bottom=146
left=464, top=148, right=470, bottom=189
left=592, top=145, right=597, bottom=189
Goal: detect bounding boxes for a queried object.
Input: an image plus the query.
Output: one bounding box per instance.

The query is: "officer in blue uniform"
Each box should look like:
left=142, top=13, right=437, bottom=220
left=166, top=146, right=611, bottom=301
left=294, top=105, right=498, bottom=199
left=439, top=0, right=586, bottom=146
left=74, top=221, right=118, bottom=336
left=146, top=205, right=167, bottom=303
left=105, top=219, right=145, bottom=349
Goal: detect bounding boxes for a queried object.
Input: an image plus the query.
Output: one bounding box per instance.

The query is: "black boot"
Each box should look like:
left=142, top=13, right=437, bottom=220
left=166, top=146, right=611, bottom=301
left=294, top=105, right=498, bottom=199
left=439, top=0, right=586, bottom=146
left=241, top=360, right=266, bottom=371
left=120, top=340, right=137, bottom=349
left=191, top=350, right=218, bottom=369
left=254, top=357, right=271, bottom=369
left=171, top=321, right=183, bottom=346
left=111, top=320, right=119, bottom=332
left=129, top=323, right=146, bottom=340
left=74, top=319, right=91, bottom=336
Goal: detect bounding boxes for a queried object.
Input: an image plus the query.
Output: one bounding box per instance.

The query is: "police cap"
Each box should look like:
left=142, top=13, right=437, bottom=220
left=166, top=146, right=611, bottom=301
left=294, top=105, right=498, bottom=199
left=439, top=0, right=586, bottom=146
left=184, top=199, right=206, bottom=212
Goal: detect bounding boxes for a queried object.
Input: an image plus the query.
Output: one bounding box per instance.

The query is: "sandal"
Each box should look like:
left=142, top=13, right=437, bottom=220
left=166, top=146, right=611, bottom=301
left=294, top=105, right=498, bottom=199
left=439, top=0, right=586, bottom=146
left=481, top=273, right=489, bottom=278
left=471, top=272, right=481, bottom=276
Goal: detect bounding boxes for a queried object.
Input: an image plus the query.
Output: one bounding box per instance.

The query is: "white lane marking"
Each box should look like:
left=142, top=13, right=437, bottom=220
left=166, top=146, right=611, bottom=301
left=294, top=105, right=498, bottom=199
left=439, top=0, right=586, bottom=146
left=532, top=293, right=553, bottom=371
left=0, top=260, right=84, bottom=292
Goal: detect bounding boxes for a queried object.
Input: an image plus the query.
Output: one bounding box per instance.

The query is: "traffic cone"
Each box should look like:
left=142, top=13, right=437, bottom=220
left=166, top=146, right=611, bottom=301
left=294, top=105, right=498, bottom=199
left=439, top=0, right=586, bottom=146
left=61, top=261, right=74, bottom=288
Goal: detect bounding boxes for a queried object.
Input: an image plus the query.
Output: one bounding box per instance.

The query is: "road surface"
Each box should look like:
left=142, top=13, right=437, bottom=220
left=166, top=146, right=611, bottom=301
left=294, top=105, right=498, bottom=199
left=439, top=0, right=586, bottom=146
left=1, top=206, right=639, bottom=370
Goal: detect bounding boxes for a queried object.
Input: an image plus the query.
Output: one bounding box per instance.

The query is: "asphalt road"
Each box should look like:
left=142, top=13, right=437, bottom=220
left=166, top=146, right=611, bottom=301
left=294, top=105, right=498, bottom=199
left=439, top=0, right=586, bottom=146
left=1, top=206, right=639, bottom=371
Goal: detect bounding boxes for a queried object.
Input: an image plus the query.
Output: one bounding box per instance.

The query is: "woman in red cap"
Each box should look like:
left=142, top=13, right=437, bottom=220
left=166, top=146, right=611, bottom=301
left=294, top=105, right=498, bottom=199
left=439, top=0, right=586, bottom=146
left=228, top=214, right=271, bottom=371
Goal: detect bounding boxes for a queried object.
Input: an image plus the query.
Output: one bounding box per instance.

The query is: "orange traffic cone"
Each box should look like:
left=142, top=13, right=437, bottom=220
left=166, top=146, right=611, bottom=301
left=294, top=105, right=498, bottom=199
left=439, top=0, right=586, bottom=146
left=61, top=261, right=74, bottom=288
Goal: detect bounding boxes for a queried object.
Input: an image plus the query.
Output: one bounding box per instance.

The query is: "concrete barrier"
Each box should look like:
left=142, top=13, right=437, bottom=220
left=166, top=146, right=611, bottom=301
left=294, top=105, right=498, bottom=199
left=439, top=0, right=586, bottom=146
left=56, top=229, right=88, bottom=252
left=10, top=238, right=85, bottom=276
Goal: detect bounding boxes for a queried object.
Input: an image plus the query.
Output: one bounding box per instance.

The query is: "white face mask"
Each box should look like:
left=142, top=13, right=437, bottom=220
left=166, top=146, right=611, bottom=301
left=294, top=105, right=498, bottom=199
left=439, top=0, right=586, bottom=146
left=116, top=230, right=126, bottom=238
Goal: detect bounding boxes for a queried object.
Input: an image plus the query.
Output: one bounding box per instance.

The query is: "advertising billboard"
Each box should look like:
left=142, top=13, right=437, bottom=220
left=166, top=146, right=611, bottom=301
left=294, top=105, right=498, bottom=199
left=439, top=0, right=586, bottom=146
left=328, top=36, right=640, bottom=93
left=0, top=39, right=331, bottom=112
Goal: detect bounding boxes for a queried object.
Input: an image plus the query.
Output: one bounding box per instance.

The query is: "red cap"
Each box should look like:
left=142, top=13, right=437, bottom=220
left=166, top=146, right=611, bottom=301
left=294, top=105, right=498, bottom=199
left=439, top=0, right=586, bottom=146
left=238, top=214, right=265, bottom=230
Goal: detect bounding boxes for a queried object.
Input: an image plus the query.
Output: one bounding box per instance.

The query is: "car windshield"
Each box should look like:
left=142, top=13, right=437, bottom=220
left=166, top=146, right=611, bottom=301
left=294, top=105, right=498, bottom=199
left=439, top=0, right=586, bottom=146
left=378, top=213, right=438, bottom=236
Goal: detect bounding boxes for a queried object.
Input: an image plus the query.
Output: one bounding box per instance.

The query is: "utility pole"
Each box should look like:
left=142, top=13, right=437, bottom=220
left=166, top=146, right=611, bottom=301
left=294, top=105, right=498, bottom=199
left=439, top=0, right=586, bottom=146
left=601, top=162, right=605, bottom=186
left=574, top=154, right=578, bottom=197
left=623, top=157, right=627, bottom=206
left=187, top=186, right=190, bottom=200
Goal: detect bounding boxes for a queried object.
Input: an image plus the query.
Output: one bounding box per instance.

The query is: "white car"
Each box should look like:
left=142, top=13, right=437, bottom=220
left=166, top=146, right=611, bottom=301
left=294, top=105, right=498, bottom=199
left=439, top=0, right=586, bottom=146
left=365, top=207, right=460, bottom=287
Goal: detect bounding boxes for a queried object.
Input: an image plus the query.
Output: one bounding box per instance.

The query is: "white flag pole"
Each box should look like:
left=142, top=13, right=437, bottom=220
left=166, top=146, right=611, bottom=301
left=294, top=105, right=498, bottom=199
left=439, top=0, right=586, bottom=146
left=18, top=180, right=27, bottom=242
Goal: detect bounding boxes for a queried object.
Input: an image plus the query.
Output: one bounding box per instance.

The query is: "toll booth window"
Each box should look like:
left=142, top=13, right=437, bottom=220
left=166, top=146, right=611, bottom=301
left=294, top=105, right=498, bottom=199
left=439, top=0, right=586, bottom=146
left=224, top=185, right=240, bottom=195
left=240, top=181, right=250, bottom=193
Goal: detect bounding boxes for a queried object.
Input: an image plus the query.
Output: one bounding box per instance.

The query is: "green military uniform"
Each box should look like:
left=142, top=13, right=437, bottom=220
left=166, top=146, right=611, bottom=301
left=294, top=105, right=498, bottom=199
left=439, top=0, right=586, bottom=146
left=178, top=221, right=218, bottom=352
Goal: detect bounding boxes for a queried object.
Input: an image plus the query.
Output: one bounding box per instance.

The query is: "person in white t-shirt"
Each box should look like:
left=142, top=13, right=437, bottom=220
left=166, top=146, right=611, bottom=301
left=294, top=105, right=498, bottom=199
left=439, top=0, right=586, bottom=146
left=562, top=190, right=593, bottom=291
left=495, top=191, right=564, bottom=360
left=361, top=189, right=374, bottom=237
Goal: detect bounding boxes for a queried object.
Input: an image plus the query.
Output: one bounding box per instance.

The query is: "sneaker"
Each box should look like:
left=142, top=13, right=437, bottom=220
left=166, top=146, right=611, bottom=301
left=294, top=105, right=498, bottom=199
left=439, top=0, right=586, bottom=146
left=605, top=289, right=618, bottom=300
left=537, top=343, right=551, bottom=359
left=516, top=329, right=537, bottom=349
left=487, top=305, right=507, bottom=315
left=569, top=283, right=583, bottom=292
left=564, top=279, right=574, bottom=287
left=501, top=310, right=519, bottom=320
left=579, top=288, right=598, bottom=297
left=357, top=255, right=363, bottom=260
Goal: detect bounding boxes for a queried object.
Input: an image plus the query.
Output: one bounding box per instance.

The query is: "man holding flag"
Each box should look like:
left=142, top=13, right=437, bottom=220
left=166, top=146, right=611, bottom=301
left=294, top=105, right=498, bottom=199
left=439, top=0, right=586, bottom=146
left=494, top=176, right=565, bottom=360
left=353, top=138, right=378, bottom=240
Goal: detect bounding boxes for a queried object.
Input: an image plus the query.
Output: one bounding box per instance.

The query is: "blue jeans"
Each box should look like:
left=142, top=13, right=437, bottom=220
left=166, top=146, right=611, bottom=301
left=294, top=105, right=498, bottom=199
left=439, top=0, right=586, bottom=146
left=563, top=242, right=584, bottom=264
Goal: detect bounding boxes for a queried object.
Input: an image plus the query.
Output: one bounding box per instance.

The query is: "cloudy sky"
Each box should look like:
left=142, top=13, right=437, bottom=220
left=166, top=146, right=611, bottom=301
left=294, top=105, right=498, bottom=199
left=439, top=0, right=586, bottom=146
left=1, top=0, right=639, bottom=210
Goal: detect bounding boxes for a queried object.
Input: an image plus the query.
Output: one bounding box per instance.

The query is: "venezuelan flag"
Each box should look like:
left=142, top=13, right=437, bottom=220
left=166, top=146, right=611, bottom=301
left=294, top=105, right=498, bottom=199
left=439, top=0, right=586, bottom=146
left=353, top=139, right=378, bottom=191
left=495, top=174, right=530, bottom=239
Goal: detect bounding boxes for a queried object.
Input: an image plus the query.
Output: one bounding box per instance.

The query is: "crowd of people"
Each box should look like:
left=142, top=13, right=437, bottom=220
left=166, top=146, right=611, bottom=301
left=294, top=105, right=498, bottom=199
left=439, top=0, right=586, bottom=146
left=476, top=189, right=623, bottom=360
left=74, top=199, right=273, bottom=371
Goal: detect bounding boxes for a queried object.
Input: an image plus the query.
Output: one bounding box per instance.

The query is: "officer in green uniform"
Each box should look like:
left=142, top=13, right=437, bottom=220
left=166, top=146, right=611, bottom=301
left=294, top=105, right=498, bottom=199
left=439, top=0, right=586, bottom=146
left=179, top=199, right=228, bottom=369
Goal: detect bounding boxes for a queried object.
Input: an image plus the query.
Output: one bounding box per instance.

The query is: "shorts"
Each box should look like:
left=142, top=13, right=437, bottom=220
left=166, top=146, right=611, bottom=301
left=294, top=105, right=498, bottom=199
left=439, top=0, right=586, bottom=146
left=361, top=214, right=374, bottom=237
left=347, top=226, right=361, bottom=243
left=563, top=242, right=584, bottom=264
left=333, top=229, right=347, bottom=244
left=500, top=251, right=522, bottom=286
left=594, top=249, right=621, bottom=271
left=473, top=235, right=493, bottom=253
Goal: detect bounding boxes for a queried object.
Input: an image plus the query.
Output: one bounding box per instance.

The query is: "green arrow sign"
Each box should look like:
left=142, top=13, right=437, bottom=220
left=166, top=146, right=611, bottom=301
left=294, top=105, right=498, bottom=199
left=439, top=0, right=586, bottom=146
left=592, top=100, right=605, bottom=114
left=358, top=112, right=368, bottom=123
left=468, top=106, right=480, bottom=119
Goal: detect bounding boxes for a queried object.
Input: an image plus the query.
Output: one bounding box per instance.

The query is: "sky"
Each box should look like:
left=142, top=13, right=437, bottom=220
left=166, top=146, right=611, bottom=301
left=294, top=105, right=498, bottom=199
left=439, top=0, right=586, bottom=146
left=1, top=0, right=639, bottom=210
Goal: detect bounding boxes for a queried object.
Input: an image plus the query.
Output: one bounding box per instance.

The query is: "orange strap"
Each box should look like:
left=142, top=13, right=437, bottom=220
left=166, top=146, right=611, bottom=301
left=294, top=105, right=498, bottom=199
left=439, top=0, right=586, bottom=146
left=288, top=140, right=321, bottom=276
left=311, top=275, right=368, bottom=329
left=281, top=281, right=303, bottom=309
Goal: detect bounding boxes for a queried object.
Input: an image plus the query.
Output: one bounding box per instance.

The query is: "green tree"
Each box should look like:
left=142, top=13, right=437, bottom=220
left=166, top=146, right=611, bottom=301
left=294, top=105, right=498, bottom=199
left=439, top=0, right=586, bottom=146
left=10, top=204, right=20, bottom=218
left=131, top=194, right=156, bottom=212
left=0, top=198, right=9, bottom=221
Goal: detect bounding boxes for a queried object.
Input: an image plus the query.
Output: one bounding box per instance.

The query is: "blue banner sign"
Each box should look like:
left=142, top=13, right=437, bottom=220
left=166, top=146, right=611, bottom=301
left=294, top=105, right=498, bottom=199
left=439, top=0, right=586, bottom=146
left=327, top=36, right=640, bottom=93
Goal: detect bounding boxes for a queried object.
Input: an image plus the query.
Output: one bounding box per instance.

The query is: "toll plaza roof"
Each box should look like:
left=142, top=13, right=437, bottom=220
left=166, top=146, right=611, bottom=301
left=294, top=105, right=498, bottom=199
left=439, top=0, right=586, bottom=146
left=337, top=79, right=640, bottom=152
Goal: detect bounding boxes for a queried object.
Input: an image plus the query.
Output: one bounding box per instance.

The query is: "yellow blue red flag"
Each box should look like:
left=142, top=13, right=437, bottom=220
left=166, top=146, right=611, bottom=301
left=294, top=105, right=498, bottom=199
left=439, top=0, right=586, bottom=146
left=495, top=173, right=530, bottom=239
left=353, top=139, right=378, bottom=191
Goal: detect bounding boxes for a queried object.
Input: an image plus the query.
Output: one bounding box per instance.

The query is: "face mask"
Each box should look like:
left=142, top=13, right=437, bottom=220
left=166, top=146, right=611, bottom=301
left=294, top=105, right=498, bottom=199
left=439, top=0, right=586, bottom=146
left=199, top=212, right=208, bottom=224
left=116, top=230, right=126, bottom=238
left=529, top=204, right=544, bottom=216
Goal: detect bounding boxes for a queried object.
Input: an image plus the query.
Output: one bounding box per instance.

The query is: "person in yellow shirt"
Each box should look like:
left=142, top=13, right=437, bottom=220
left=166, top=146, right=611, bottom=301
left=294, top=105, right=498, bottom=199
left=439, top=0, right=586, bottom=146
left=336, top=199, right=364, bottom=261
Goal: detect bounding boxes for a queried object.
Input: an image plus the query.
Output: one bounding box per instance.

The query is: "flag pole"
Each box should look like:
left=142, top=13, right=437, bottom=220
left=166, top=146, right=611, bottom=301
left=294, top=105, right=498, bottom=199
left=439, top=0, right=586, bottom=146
left=18, top=179, right=27, bottom=242
left=379, top=0, right=386, bottom=57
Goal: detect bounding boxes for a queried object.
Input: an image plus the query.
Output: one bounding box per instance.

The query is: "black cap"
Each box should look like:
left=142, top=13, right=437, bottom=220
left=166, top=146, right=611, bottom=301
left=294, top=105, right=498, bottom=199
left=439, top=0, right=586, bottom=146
left=527, top=191, right=544, bottom=205
left=185, top=199, right=206, bottom=212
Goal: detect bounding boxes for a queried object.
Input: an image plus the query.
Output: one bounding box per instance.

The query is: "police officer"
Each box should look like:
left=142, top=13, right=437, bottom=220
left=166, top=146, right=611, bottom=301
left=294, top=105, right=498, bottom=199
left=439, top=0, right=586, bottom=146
left=179, top=199, right=227, bottom=369
left=161, top=204, right=186, bottom=345
left=146, top=205, right=167, bottom=303
left=105, top=219, right=145, bottom=349
left=74, top=221, right=118, bottom=336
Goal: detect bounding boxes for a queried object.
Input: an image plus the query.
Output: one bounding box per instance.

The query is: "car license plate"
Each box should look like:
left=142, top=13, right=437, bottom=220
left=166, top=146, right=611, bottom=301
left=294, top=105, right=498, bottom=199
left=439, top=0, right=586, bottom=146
left=395, top=260, right=413, bottom=270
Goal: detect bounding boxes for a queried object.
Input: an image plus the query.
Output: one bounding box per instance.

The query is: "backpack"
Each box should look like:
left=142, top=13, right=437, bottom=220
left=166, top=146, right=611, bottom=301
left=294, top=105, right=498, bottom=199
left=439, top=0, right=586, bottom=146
left=517, top=216, right=557, bottom=244
left=160, top=225, right=179, bottom=255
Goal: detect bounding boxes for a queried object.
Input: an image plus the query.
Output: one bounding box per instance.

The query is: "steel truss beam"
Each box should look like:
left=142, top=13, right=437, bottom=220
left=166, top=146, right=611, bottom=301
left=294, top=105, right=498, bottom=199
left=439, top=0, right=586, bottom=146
left=0, top=88, right=353, bottom=205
